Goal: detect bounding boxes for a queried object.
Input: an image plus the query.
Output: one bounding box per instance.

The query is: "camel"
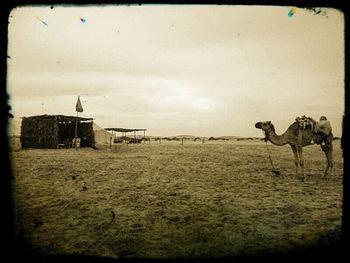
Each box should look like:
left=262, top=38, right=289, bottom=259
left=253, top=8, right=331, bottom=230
left=255, top=118, right=334, bottom=180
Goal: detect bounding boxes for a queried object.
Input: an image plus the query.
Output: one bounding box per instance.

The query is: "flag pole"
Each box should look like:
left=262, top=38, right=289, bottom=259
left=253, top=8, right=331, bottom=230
left=75, top=95, right=83, bottom=149
left=75, top=110, right=78, bottom=138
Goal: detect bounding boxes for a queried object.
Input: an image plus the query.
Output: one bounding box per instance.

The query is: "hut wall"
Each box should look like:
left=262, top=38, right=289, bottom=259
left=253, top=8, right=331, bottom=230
left=21, top=117, right=59, bottom=148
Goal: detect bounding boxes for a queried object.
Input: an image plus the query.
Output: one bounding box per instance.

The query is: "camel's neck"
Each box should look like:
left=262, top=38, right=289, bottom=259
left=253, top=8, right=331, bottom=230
left=266, top=129, right=289, bottom=146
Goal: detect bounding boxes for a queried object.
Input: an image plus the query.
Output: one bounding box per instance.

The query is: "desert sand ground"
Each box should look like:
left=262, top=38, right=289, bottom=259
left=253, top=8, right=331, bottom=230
left=10, top=139, right=343, bottom=258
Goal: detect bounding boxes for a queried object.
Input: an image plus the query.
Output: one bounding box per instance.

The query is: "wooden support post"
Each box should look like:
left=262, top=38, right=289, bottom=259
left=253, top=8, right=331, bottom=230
left=74, top=112, right=78, bottom=149
left=75, top=113, right=78, bottom=138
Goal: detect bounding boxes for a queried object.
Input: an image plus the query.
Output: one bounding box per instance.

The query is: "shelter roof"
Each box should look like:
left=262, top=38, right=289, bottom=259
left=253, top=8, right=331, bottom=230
left=22, top=114, right=94, bottom=122
left=105, top=128, right=147, bottom=133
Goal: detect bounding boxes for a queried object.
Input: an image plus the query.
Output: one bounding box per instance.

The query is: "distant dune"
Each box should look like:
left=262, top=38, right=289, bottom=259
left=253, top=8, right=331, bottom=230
left=148, top=135, right=262, bottom=140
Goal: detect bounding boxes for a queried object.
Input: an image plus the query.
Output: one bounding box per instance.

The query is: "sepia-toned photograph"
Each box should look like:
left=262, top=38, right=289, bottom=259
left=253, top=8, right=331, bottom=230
left=6, top=4, right=344, bottom=259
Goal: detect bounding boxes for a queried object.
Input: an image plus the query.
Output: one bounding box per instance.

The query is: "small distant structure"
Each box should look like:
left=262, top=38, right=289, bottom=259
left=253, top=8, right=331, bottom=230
left=20, top=114, right=114, bottom=149
left=105, top=128, right=147, bottom=144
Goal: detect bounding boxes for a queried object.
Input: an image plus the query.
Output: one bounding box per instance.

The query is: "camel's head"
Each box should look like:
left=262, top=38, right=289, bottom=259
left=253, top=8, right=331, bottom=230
left=255, top=121, right=275, bottom=136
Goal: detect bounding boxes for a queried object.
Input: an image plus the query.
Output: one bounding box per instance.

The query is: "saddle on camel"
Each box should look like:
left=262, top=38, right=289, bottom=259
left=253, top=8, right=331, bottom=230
left=295, top=115, right=332, bottom=146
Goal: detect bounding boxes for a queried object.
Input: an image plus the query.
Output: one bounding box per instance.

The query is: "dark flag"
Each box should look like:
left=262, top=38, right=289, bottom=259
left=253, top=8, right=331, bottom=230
left=76, top=96, right=83, bottom=113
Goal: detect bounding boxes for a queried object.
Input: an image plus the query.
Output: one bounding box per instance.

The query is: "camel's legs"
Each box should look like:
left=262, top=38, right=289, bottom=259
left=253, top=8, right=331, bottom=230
left=321, top=143, right=334, bottom=177
left=297, top=146, right=305, bottom=180
left=290, top=145, right=299, bottom=176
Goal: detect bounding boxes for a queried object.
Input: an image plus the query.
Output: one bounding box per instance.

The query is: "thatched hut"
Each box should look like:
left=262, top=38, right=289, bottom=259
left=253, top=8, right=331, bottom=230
left=20, top=115, right=95, bottom=149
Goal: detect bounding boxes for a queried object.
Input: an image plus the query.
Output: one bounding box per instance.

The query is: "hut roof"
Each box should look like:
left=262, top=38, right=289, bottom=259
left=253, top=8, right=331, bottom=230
left=105, top=128, right=147, bottom=133
left=21, top=114, right=94, bottom=122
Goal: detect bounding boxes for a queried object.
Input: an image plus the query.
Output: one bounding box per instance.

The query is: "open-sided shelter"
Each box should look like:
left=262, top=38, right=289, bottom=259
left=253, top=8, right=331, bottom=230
left=105, top=127, right=147, bottom=143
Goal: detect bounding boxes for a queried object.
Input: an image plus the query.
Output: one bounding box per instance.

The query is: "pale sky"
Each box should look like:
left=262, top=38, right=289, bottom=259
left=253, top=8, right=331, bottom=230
left=7, top=5, right=344, bottom=137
